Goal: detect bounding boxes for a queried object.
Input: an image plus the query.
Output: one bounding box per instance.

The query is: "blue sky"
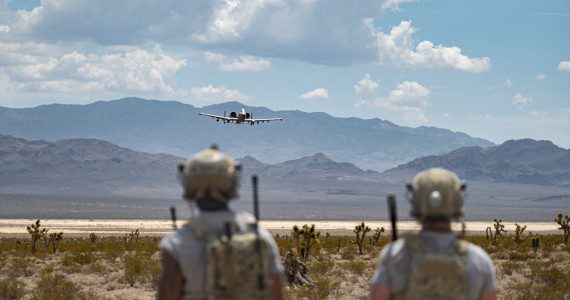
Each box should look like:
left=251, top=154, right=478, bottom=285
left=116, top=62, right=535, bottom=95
left=1, top=0, right=569, bottom=147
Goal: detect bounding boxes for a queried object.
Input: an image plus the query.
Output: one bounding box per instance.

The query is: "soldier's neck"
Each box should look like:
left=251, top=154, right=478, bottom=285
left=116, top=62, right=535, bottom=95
left=195, top=198, right=229, bottom=211
left=421, top=220, right=452, bottom=232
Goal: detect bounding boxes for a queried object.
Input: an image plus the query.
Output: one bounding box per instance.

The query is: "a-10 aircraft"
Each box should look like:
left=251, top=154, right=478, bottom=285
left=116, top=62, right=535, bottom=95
left=199, top=108, right=283, bottom=125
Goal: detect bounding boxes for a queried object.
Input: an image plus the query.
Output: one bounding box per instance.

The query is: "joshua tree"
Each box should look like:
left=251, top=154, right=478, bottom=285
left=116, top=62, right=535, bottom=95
left=492, top=219, right=507, bottom=243
left=26, top=220, right=47, bottom=253
left=89, top=233, right=98, bottom=243
left=49, top=232, right=63, bottom=253
left=354, top=222, right=371, bottom=255
left=42, top=228, right=50, bottom=248
left=513, top=223, right=527, bottom=244
left=485, top=227, right=492, bottom=241
left=292, top=226, right=302, bottom=256
left=299, top=224, right=320, bottom=259
left=531, top=236, right=540, bottom=253
left=372, top=227, right=385, bottom=245
left=555, top=213, right=570, bottom=244
left=123, top=229, right=140, bottom=250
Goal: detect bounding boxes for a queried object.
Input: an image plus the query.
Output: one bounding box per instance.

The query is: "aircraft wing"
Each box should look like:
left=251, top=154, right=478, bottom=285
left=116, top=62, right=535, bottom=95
left=199, top=113, right=237, bottom=122
left=246, top=118, right=283, bottom=124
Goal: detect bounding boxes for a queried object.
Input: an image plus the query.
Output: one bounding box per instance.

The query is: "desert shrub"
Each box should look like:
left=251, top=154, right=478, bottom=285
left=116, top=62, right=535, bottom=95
left=0, top=277, right=26, bottom=300
left=10, top=257, right=33, bottom=277
left=500, top=261, right=521, bottom=276
left=86, top=262, right=107, bottom=274
left=508, top=251, right=534, bottom=261
left=340, top=246, right=355, bottom=260
left=32, top=272, right=79, bottom=300
left=123, top=252, right=159, bottom=287
left=72, top=252, right=94, bottom=265
left=43, top=264, right=55, bottom=274
left=290, top=275, right=339, bottom=299
left=0, top=253, right=6, bottom=269
left=341, top=260, right=367, bottom=273
left=309, top=261, right=334, bottom=275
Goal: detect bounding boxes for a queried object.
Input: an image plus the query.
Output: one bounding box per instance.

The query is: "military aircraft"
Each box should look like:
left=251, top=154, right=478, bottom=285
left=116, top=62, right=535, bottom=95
left=199, top=108, right=283, bottom=125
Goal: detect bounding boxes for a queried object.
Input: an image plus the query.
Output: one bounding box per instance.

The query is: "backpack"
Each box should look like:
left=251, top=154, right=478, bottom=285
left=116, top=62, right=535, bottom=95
left=395, top=235, right=469, bottom=300
left=189, top=214, right=273, bottom=300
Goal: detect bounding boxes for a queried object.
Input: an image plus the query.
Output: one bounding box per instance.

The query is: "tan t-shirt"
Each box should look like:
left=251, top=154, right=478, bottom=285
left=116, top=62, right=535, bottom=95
left=371, top=230, right=497, bottom=300
left=160, top=210, right=283, bottom=297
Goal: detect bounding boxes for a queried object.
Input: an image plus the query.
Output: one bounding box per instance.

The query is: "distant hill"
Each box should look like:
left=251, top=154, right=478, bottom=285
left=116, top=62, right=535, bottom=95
left=237, top=152, right=377, bottom=181
left=0, top=97, right=493, bottom=170
left=0, top=134, right=382, bottom=196
left=0, top=134, right=181, bottom=195
left=385, top=139, right=570, bottom=186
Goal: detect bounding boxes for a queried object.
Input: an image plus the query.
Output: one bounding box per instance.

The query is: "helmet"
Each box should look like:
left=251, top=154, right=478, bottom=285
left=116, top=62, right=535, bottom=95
left=178, top=147, right=240, bottom=202
left=407, top=168, right=466, bottom=220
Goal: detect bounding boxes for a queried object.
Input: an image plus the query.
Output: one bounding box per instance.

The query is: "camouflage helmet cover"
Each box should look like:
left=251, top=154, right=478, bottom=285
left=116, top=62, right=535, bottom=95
left=178, top=147, right=240, bottom=202
left=407, top=168, right=466, bottom=220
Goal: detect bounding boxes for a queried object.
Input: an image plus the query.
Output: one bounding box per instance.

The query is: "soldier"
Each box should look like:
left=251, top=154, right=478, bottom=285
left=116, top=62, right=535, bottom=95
left=370, top=168, right=497, bottom=300
left=158, top=146, right=283, bottom=300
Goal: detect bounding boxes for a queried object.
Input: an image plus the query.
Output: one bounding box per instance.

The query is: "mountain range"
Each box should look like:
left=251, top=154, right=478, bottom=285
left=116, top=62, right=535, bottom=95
left=386, top=139, right=570, bottom=187
left=1, top=134, right=568, bottom=220
left=0, top=134, right=180, bottom=195
left=0, top=97, right=493, bottom=171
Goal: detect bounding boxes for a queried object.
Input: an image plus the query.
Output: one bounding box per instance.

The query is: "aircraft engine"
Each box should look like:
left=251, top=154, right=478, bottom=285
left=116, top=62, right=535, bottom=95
left=245, top=113, right=251, bottom=118
left=229, top=112, right=237, bottom=117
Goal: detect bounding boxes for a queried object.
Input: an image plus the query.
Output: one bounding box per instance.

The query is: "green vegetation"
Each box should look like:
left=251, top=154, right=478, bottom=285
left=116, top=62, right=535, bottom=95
left=32, top=271, right=80, bottom=300
left=123, top=229, right=140, bottom=250
left=89, top=232, right=97, bottom=243
left=48, top=232, right=64, bottom=253
left=555, top=213, right=569, bottom=244
left=291, top=224, right=320, bottom=259
left=492, top=219, right=507, bottom=243
left=0, top=218, right=568, bottom=299
left=353, top=222, right=371, bottom=255
left=372, top=227, right=385, bottom=245
left=26, top=220, right=46, bottom=253
left=513, top=223, right=527, bottom=244
left=0, top=277, right=25, bottom=300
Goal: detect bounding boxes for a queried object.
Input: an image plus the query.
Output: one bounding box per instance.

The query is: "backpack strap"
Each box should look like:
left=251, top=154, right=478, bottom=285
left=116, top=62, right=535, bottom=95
left=187, top=216, right=210, bottom=239
left=451, top=239, right=469, bottom=255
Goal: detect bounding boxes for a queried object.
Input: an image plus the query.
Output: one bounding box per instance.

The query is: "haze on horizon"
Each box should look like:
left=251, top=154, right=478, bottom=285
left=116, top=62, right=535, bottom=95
left=0, top=0, right=569, bottom=147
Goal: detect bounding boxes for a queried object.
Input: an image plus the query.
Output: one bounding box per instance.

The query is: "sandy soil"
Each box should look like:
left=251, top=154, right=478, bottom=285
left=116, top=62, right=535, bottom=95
left=0, top=219, right=561, bottom=238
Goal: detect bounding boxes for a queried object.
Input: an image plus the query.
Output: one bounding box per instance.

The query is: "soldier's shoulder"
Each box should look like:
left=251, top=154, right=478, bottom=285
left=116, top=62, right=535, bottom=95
left=160, top=222, right=196, bottom=246
left=380, top=239, right=407, bottom=259
left=236, top=211, right=256, bottom=224
left=465, top=242, right=494, bottom=266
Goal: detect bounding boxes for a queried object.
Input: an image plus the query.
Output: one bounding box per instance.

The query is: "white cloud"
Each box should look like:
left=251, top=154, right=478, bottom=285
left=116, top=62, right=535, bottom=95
left=2, top=1, right=489, bottom=71
left=512, top=93, right=532, bottom=106
left=354, top=74, right=380, bottom=107
left=558, top=61, right=570, bottom=71
left=381, top=0, right=420, bottom=12
left=504, top=78, right=513, bottom=87
left=535, top=74, right=546, bottom=80
left=442, top=112, right=450, bottom=118
left=354, top=73, right=431, bottom=124
left=190, top=85, right=251, bottom=104
left=530, top=110, right=539, bottom=117
left=0, top=44, right=186, bottom=95
left=300, top=88, right=328, bottom=100
left=384, top=81, right=431, bottom=110
left=0, top=25, right=9, bottom=34
left=366, top=20, right=491, bottom=72
left=204, top=52, right=271, bottom=72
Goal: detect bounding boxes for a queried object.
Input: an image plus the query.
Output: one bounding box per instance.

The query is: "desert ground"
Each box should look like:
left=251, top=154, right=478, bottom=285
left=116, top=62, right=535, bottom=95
left=0, top=219, right=562, bottom=238
left=0, top=218, right=569, bottom=299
